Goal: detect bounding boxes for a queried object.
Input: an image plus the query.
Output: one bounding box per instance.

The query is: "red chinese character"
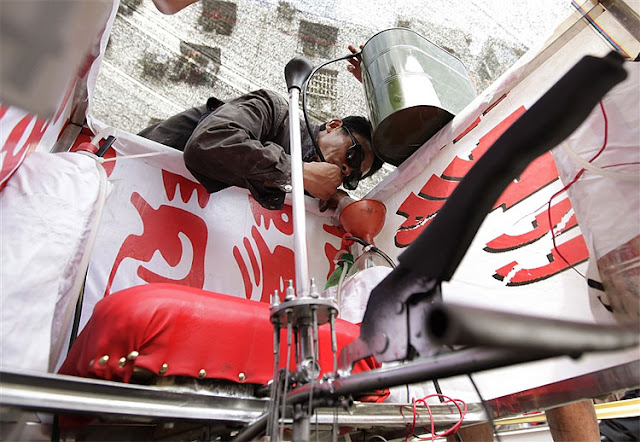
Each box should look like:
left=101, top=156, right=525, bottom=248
left=234, top=197, right=295, bottom=302
left=162, top=169, right=211, bottom=208
left=485, top=197, right=577, bottom=252
left=494, top=152, right=558, bottom=211
left=493, top=235, right=589, bottom=285
left=394, top=104, right=587, bottom=283
left=395, top=107, right=527, bottom=247
left=233, top=225, right=295, bottom=303
left=322, top=224, right=347, bottom=280
left=248, top=196, right=293, bottom=235
left=103, top=192, right=208, bottom=296
left=396, top=193, right=445, bottom=247
left=0, top=114, right=48, bottom=189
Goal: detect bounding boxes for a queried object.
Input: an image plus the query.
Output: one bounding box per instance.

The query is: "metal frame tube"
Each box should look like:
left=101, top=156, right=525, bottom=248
left=426, top=302, right=640, bottom=354
left=289, top=347, right=564, bottom=404
left=287, top=88, right=310, bottom=297
left=0, top=370, right=267, bottom=422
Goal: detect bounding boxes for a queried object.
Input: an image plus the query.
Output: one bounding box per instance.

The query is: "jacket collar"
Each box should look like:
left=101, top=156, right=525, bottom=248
left=300, top=123, right=320, bottom=162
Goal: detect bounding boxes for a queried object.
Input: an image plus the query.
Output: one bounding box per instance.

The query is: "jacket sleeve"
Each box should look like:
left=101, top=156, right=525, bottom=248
left=183, top=90, right=292, bottom=209
left=137, top=104, right=208, bottom=151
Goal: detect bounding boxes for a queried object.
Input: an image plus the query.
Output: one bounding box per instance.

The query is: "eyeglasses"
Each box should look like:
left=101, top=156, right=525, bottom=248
left=342, top=126, right=365, bottom=190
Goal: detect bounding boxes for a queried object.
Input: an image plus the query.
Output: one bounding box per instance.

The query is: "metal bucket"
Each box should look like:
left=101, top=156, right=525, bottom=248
left=361, top=28, right=477, bottom=166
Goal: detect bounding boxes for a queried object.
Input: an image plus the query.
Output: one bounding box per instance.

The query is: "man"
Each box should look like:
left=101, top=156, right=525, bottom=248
left=139, top=89, right=382, bottom=211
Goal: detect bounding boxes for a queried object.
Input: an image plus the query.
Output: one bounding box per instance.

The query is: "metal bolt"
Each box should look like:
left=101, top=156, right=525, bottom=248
left=198, top=369, right=207, bottom=380
left=284, top=280, right=296, bottom=301
left=271, top=290, right=280, bottom=306
left=283, top=184, right=293, bottom=192
left=88, top=359, right=95, bottom=367
left=310, top=278, right=319, bottom=298
left=127, top=350, right=139, bottom=361
left=118, top=357, right=127, bottom=367
left=159, top=363, right=169, bottom=375
left=238, top=372, right=246, bottom=382
left=98, top=355, right=109, bottom=366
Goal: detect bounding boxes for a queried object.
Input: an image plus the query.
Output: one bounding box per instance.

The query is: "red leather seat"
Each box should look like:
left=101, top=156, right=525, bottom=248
left=60, top=283, right=380, bottom=386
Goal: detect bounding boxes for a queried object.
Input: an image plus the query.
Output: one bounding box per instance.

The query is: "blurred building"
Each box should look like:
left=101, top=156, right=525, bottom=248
left=91, top=0, right=572, bottom=196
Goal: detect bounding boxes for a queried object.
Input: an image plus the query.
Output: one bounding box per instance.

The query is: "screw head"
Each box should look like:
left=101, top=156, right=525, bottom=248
left=371, top=333, right=389, bottom=354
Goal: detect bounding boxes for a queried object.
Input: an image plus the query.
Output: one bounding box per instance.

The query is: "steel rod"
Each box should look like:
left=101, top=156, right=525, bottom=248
left=287, top=87, right=310, bottom=297
left=288, top=347, right=564, bottom=404
left=0, top=370, right=267, bottom=422
left=426, top=302, right=640, bottom=354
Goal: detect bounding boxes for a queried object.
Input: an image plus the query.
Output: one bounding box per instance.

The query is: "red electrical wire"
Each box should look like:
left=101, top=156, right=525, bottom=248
left=547, top=101, right=609, bottom=278
left=547, top=101, right=640, bottom=278
left=403, top=394, right=468, bottom=441
left=601, top=162, right=640, bottom=169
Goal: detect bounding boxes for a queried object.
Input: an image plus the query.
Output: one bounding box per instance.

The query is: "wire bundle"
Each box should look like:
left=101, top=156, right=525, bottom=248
left=403, top=394, right=468, bottom=441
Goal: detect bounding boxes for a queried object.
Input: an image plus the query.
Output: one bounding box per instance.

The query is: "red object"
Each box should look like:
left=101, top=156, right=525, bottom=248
left=60, top=284, right=384, bottom=390
left=70, top=141, right=98, bottom=154
left=339, top=199, right=387, bottom=245
left=341, top=233, right=356, bottom=249
left=405, top=394, right=467, bottom=441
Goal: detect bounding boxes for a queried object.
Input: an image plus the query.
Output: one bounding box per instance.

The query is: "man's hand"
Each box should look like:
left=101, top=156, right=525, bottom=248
left=303, top=162, right=342, bottom=201
left=346, top=44, right=364, bottom=83
left=324, top=190, right=354, bottom=215
left=152, top=0, right=199, bottom=14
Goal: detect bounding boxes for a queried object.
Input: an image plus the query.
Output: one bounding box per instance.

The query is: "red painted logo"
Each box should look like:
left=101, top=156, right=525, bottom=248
left=104, top=173, right=210, bottom=296
left=233, top=197, right=295, bottom=302
left=0, top=111, right=49, bottom=189
left=322, top=224, right=347, bottom=280
left=395, top=105, right=589, bottom=285
left=0, top=74, right=77, bottom=189
left=162, top=169, right=211, bottom=208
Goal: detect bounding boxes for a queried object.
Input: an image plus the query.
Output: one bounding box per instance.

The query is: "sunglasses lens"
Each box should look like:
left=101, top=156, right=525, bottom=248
left=341, top=126, right=365, bottom=190
left=346, top=146, right=363, bottom=169
left=343, top=171, right=360, bottom=190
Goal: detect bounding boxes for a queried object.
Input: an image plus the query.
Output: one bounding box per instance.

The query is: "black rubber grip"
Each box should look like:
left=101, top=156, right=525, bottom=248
left=285, top=56, right=313, bottom=91
left=398, top=51, right=628, bottom=282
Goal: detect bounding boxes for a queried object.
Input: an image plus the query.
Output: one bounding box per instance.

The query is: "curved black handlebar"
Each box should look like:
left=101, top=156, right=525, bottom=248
left=400, top=51, right=627, bottom=282
left=284, top=56, right=313, bottom=91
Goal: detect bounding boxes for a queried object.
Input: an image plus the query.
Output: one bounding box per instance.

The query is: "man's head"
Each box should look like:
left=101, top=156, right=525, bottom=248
left=317, top=116, right=383, bottom=190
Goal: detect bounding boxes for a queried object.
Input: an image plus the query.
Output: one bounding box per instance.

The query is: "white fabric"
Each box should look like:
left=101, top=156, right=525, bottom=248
left=0, top=152, right=107, bottom=372
left=337, top=266, right=392, bottom=324
left=553, top=62, right=640, bottom=258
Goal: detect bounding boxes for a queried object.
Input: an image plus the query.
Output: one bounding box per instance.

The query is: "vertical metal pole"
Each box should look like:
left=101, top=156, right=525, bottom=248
left=329, top=309, right=338, bottom=374
left=284, top=55, right=314, bottom=442
left=292, top=404, right=310, bottom=442
left=268, top=318, right=281, bottom=441
left=287, top=88, right=310, bottom=297
left=281, top=313, right=293, bottom=441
